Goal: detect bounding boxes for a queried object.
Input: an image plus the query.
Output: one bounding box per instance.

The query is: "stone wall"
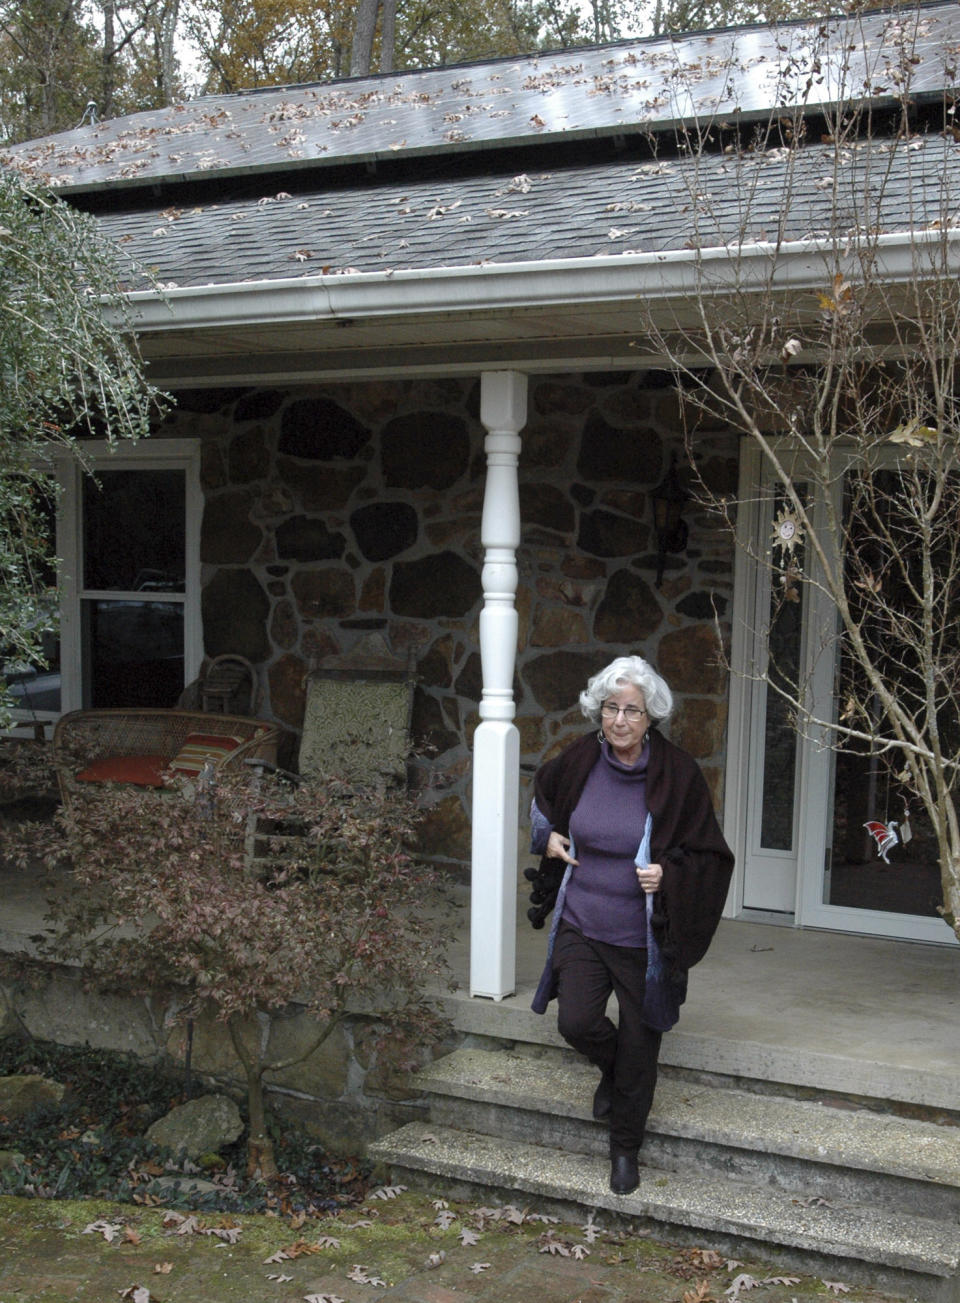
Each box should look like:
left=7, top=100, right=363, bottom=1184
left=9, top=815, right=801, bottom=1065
left=163, top=370, right=739, bottom=868
left=0, top=963, right=441, bottom=1155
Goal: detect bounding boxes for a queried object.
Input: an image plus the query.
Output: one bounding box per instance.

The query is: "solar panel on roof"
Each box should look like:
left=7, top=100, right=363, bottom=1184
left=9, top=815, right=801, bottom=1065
left=5, top=2, right=957, bottom=194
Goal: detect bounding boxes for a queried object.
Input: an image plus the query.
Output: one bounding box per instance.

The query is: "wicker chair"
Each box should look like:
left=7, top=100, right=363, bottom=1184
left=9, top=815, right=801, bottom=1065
left=53, top=708, right=280, bottom=811
left=197, top=654, right=261, bottom=716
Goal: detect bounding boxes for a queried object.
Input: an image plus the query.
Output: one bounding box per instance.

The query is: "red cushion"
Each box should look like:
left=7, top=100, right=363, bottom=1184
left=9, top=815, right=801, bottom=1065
left=76, top=754, right=167, bottom=787
left=169, top=732, right=244, bottom=775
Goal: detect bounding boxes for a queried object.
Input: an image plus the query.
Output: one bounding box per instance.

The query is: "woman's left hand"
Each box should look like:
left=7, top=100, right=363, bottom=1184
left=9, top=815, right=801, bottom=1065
left=636, top=862, right=663, bottom=894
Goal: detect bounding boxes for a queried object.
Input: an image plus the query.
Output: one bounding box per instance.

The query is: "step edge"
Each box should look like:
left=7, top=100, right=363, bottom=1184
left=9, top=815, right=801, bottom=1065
left=369, top=1122, right=960, bottom=1278
left=427, top=1092, right=960, bottom=1191
left=444, top=996, right=960, bottom=1113
left=419, top=1046, right=960, bottom=1117
left=415, top=1058, right=960, bottom=1188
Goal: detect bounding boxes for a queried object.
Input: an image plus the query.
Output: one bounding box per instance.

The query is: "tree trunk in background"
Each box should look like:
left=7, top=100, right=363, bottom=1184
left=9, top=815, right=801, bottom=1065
left=100, top=0, right=115, bottom=119
left=379, top=0, right=395, bottom=73
left=350, top=0, right=379, bottom=75
left=157, top=0, right=180, bottom=103
left=37, top=0, right=78, bottom=133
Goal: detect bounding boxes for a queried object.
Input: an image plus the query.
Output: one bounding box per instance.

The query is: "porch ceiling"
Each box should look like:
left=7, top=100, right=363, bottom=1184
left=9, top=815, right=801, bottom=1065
left=139, top=303, right=670, bottom=385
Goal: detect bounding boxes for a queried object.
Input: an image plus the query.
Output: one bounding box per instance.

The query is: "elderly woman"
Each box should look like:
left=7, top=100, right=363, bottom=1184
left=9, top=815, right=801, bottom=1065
left=527, top=655, right=733, bottom=1196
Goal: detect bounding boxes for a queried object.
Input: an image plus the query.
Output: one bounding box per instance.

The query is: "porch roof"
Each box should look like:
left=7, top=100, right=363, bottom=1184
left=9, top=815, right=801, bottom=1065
left=121, top=226, right=960, bottom=387
left=95, top=135, right=958, bottom=291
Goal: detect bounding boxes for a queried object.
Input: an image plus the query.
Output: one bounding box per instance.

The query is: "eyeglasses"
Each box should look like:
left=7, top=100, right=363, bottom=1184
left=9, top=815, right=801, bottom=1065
left=601, top=702, right=647, bottom=722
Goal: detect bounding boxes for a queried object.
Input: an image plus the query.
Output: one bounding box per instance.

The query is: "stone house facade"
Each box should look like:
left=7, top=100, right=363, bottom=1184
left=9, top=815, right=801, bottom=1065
left=6, top=2, right=959, bottom=978
left=172, top=371, right=736, bottom=868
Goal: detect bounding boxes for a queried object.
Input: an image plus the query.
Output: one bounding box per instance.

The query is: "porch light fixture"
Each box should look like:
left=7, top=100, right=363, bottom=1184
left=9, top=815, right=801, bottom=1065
left=652, top=454, right=689, bottom=588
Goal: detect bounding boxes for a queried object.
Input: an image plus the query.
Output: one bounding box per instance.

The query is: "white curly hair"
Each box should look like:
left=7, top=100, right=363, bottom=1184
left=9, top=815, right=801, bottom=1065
left=578, top=655, right=673, bottom=726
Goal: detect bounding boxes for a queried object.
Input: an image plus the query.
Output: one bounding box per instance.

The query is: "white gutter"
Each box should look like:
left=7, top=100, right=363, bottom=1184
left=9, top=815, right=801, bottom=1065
left=125, top=229, right=960, bottom=334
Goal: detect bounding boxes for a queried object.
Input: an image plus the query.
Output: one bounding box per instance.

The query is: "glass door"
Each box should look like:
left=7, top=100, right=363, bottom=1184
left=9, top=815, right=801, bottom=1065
left=738, top=485, right=806, bottom=914
left=728, top=442, right=956, bottom=944
left=799, top=457, right=955, bottom=943
left=826, top=737, right=944, bottom=922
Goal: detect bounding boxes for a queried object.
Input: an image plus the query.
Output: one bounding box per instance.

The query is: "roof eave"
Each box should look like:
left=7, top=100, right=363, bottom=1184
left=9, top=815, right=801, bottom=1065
left=125, top=229, right=960, bottom=335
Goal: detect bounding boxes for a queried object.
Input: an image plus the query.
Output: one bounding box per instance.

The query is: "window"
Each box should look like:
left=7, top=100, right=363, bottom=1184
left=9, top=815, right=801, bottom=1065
left=7, top=440, right=201, bottom=727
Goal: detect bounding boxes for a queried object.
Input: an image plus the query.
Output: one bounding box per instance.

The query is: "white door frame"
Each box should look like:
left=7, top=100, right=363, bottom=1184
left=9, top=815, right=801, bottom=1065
left=725, top=439, right=957, bottom=945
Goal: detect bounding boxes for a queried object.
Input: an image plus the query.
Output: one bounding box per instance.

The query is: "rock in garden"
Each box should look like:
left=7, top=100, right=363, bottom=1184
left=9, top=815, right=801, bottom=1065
left=0, top=1074, right=65, bottom=1118
left=145, top=1094, right=243, bottom=1160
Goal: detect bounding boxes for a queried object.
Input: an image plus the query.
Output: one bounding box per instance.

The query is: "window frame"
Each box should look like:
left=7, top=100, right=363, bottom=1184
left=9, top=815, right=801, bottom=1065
left=9, top=438, right=203, bottom=726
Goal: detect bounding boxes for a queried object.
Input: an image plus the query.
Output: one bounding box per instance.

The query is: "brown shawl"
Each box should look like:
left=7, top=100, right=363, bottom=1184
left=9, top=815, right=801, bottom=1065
left=531, top=729, right=734, bottom=974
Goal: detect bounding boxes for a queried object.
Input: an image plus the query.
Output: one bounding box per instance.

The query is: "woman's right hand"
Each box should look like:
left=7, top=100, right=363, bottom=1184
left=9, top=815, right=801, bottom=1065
left=546, top=831, right=578, bottom=865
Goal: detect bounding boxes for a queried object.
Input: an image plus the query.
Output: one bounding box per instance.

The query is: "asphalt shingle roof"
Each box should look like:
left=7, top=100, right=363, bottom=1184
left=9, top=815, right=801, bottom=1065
left=98, top=134, right=960, bottom=290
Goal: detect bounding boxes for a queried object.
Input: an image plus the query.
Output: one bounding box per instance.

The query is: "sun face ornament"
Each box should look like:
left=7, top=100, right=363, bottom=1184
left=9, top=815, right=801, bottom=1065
left=772, top=507, right=803, bottom=556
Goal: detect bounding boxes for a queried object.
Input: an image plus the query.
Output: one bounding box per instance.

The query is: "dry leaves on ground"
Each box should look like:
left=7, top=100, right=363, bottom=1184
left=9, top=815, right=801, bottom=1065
left=538, top=1229, right=590, bottom=1258
left=726, top=1273, right=801, bottom=1299
left=346, top=1264, right=387, bottom=1287
left=82, top=1219, right=124, bottom=1242
left=161, top=1211, right=243, bottom=1243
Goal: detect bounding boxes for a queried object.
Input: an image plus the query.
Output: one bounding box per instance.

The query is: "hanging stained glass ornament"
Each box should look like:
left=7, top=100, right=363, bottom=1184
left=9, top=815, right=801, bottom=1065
left=863, top=819, right=899, bottom=864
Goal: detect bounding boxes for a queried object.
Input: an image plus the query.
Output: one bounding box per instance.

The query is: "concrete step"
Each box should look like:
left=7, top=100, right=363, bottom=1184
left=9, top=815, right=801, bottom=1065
left=370, top=1120, right=960, bottom=1302
left=415, top=1047, right=960, bottom=1220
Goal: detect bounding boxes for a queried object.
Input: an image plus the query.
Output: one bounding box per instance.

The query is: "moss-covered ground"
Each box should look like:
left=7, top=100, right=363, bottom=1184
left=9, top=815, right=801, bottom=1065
left=0, top=1038, right=912, bottom=1303
left=0, top=1189, right=906, bottom=1303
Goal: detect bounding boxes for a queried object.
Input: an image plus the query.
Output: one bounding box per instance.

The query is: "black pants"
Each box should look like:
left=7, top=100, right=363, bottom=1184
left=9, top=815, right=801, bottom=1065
left=553, top=921, right=662, bottom=1153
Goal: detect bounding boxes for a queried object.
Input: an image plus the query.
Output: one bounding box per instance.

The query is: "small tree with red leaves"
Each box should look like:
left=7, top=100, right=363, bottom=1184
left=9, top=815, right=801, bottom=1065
left=3, top=765, right=452, bottom=1179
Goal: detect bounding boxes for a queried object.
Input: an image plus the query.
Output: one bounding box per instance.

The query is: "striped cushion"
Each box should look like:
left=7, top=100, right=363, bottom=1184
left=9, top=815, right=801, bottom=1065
left=169, top=732, right=244, bottom=775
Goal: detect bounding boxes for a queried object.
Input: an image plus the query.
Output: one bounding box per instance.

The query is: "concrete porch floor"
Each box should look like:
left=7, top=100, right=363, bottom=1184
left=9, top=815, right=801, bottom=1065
left=2, top=861, right=958, bottom=1114
left=443, top=889, right=960, bottom=1114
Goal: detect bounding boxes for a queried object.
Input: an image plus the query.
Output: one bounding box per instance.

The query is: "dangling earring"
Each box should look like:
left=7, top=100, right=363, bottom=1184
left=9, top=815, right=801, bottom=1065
left=597, top=727, right=605, bottom=743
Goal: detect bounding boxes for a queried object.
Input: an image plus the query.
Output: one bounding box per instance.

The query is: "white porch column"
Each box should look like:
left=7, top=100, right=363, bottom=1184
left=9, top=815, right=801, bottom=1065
left=470, top=371, right=527, bottom=999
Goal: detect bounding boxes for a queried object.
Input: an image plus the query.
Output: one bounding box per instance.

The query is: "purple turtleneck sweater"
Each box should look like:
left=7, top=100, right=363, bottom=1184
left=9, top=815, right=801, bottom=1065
left=564, top=740, right=649, bottom=947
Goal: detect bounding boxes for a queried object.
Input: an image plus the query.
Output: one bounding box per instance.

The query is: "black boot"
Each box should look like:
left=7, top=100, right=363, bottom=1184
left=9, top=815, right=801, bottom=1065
left=609, top=1147, right=639, bottom=1195
left=592, top=1069, right=614, bottom=1120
